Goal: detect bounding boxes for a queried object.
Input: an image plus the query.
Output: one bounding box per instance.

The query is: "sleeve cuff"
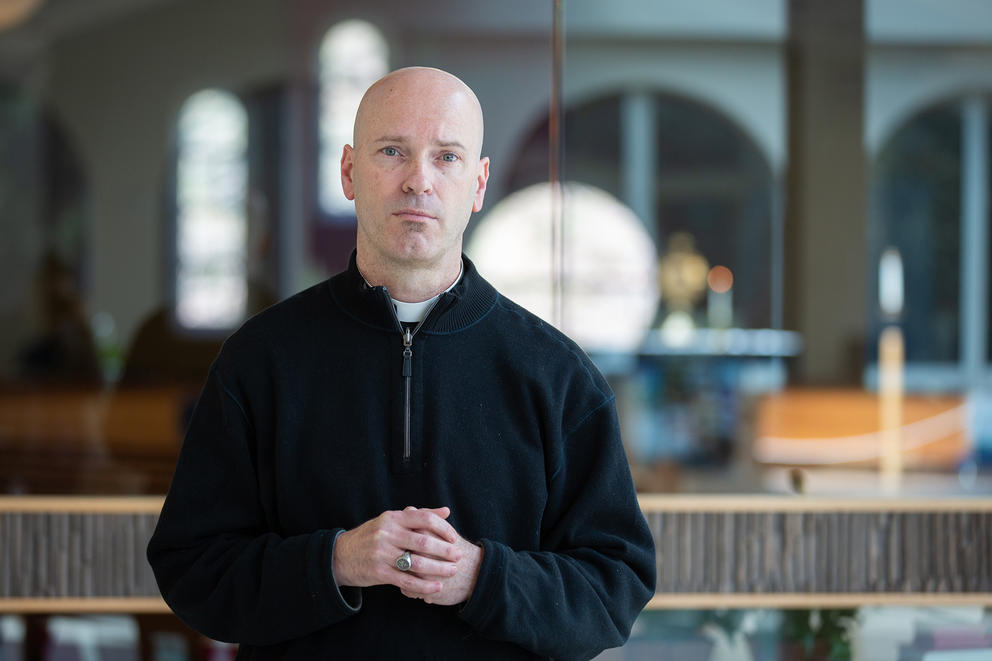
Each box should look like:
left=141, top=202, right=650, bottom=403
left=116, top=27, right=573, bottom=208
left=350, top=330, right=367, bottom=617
left=328, top=529, right=362, bottom=612
left=458, top=538, right=501, bottom=629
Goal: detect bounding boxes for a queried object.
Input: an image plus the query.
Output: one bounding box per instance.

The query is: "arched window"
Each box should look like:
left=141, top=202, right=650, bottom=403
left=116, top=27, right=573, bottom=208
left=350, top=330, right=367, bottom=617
left=318, top=19, right=388, bottom=219
left=175, top=89, right=249, bottom=329
left=869, top=93, right=991, bottom=387
left=503, top=92, right=776, bottom=332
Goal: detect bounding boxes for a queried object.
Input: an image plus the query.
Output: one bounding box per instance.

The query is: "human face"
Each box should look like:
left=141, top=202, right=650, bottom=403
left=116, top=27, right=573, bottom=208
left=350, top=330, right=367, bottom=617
left=341, top=69, right=489, bottom=272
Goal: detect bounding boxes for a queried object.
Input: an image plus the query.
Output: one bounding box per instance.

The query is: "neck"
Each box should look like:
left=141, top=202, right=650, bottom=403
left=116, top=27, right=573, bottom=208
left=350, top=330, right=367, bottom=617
left=356, top=249, right=462, bottom=303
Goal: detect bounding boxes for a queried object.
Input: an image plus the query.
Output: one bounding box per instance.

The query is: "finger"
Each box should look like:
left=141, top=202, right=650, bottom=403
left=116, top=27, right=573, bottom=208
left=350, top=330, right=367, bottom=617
left=402, top=553, right=459, bottom=578
left=392, top=572, right=442, bottom=595
left=398, top=509, right=458, bottom=544
left=399, top=530, right=461, bottom=563
left=401, top=589, right=437, bottom=605
left=400, top=588, right=435, bottom=604
left=379, top=509, right=449, bottom=542
left=418, top=506, right=450, bottom=519
left=401, top=506, right=449, bottom=519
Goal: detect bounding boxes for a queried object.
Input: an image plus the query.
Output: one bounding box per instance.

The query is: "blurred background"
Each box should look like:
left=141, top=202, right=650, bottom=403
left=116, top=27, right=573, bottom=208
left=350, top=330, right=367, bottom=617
left=1, top=0, right=991, bottom=658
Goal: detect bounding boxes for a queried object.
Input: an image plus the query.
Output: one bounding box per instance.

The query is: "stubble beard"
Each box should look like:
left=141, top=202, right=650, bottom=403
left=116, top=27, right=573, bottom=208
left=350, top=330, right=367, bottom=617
left=380, top=219, right=449, bottom=269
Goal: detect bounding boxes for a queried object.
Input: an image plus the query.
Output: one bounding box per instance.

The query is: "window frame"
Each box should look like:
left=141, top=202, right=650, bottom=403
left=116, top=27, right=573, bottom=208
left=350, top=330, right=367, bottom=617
left=865, top=93, right=991, bottom=393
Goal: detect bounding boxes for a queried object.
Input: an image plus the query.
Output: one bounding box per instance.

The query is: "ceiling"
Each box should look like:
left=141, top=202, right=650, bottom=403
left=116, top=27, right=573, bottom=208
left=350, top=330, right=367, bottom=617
left=0, top=0, right=179, bottom=55
left=29, top=0, right=180, bottom=35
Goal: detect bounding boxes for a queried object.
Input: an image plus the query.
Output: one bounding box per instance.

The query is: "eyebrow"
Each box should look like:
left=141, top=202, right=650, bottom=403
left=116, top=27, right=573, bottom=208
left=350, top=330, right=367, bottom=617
left=372, top=135, right=468, bottom=151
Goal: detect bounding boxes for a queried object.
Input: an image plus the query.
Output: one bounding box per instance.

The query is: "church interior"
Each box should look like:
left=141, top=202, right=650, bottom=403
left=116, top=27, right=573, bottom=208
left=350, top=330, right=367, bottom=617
left=1, top=0, right=991, bottom=658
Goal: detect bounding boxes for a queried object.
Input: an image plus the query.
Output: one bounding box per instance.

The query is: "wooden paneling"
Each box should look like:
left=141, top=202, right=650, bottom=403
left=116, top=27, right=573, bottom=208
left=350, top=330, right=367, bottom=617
left=1, top=495, right=990, bottom=612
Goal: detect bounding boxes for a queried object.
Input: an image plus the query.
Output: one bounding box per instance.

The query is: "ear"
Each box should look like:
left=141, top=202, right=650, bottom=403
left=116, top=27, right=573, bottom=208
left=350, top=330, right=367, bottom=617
left=472, top=157, right=490, bottom=213
left=340, top=145, right=356, bottom=201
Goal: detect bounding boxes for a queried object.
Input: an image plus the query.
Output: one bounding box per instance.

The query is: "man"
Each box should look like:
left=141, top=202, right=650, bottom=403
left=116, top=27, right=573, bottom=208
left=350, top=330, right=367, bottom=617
left=148, top=67, right=655, bottom=659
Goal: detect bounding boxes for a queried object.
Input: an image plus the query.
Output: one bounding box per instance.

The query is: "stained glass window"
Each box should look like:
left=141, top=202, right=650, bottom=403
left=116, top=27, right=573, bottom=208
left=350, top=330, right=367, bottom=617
left=175, top=89, right=249, bottom=329
left=318, top=20, right=388, bottom=218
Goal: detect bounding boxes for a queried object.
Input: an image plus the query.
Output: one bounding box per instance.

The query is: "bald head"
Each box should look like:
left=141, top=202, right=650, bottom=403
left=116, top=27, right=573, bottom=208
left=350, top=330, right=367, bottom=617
left=353, top=67, right=485, bottom=158
left=340, top=66, right=490, bottom=294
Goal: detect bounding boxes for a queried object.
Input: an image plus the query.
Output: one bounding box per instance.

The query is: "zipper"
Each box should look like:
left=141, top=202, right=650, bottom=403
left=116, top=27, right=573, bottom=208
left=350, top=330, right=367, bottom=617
left=401, top=327, right=413, bottom=461
left=380, top=289, right=443, bottom=464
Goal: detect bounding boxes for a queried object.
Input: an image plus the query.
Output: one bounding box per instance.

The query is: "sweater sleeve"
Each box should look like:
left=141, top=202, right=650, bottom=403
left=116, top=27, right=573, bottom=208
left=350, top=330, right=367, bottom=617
left=146, top=366, right=361, bottom=645
left=458, top=396, right=657, bottom=660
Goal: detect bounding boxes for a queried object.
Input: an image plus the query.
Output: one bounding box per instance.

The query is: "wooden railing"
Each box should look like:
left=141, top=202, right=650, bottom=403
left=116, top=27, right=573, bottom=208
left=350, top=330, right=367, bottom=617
left=641, top=495, right=992, bottom=608
left=2, top=495, right=991, bottom=613
left=0, top=497, right=166, bottom=613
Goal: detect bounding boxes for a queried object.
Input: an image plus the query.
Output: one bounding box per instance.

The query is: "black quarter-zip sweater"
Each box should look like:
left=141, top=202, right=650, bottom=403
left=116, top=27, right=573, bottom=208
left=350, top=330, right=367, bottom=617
left=147, top=254, right=656, bottom=660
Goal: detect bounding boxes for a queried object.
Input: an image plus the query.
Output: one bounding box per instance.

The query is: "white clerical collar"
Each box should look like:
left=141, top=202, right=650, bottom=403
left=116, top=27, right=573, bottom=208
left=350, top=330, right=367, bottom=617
left=389, top=263, right=464, bottom=324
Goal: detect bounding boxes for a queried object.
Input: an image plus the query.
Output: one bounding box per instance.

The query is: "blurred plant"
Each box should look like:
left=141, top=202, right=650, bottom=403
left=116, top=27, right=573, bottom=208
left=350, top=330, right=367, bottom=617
left=781, top=608, right=857, bottom=660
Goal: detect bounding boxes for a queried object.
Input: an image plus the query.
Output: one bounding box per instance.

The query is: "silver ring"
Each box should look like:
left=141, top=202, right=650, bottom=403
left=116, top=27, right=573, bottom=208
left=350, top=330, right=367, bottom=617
left=395, top=551, right=413, bottom=572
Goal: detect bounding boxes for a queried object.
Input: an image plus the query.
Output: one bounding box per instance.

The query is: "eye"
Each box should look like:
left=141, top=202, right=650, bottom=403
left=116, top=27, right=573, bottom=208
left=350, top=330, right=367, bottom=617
left=441, top=152, right=459, bottom=163
left=382, top=147, right=399, bottom=157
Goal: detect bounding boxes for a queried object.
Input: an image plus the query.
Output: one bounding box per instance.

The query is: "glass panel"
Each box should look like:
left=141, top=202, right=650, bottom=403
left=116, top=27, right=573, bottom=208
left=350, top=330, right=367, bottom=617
left=0, top=86, right=93, bottom=386
left=561, top=2, right=783, bottom=491
left=0, top=2, right=991, bottom=659
left=559, top=0, right=992, bottom=493
left=0, top=4, right=559, bottom=501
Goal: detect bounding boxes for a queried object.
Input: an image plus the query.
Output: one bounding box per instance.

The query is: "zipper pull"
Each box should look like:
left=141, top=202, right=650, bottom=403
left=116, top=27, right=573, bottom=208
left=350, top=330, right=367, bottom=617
left=402, top=327, right=413, bottom=377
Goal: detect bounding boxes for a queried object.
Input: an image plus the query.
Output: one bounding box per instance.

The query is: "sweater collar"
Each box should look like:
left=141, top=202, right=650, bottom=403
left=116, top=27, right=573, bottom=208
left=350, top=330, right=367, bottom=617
left=327, top=250, right=498, bottom=333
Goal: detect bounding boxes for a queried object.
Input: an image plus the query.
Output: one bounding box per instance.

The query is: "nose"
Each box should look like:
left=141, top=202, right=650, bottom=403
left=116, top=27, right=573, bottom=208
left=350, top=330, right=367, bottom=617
left=402, top=157, right=433, bottom=196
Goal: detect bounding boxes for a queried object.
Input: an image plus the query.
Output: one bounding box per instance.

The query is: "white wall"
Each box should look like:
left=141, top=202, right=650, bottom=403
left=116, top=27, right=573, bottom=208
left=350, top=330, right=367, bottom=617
left=867, top=49, right=992, bottom=154
left=44, top=0, right=289, bottom=349
left=563, top=41, right=785, bottom=172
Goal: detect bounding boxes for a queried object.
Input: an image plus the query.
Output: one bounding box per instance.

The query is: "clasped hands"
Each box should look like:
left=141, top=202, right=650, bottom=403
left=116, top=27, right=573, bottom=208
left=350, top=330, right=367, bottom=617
left=332, top=506, right=482, bottom=605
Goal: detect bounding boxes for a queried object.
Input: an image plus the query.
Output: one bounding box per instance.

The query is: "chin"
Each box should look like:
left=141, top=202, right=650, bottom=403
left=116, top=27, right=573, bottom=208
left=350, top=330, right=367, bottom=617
left=384, top=233, right=460, bottom=267
left=391, top=239, right=440, bottom=261
left=390, top=247, right=439, bottom=266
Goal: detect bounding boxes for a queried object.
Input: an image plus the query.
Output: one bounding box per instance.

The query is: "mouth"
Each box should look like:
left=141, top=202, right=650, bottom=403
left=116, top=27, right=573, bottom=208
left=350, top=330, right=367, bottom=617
left=393, top=208, right=438, bottom=221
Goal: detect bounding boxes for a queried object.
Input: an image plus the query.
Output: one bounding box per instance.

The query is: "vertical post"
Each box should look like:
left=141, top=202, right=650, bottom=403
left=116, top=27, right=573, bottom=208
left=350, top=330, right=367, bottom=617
left=961, top=96, right=989, bottom=387
left=621, top=92, right=657, bottom=243
left=279, top=85, right=305, bottom=299
left=279, top=8, right=312, bottom=299
left=770, top=181, right=785, bottom=331
left=785, top=0, right=867, bottom=383
left=550, top=0, right=565, bottom=330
